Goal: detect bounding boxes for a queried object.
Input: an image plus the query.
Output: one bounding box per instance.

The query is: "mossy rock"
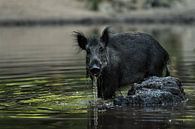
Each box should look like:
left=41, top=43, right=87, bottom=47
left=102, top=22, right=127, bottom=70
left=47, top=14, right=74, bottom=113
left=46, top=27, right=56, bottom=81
left=114, top=76, right=187, bottom=106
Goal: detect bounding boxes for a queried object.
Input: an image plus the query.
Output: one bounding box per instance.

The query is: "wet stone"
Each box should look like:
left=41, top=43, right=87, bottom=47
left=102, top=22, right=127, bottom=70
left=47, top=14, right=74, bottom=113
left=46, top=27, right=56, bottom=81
left=114, top=76, right=187, bottom=106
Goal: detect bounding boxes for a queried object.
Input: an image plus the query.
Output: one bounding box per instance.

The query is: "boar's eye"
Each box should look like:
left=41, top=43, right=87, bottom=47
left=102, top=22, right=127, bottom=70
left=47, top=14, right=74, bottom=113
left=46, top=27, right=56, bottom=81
left=86, top=49, right=90, bottom=54
left=99, top=46, right=104, bottom=53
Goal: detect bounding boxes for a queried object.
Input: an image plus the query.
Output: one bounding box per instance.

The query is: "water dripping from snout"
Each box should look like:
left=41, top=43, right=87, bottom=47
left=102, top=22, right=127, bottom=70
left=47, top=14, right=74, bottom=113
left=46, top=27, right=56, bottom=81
left=91, top=76, right=98, bottom=129
left=92, top=76, right=98, bottom=104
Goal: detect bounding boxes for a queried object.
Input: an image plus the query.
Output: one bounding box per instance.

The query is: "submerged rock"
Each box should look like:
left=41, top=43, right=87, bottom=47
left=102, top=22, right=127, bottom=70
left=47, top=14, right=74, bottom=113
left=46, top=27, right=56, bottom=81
left=114, top=76, right=187, bottom=106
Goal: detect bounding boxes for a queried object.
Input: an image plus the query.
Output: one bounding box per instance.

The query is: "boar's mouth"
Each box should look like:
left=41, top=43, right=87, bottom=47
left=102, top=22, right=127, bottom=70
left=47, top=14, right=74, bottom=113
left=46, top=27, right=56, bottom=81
left=89, top=68, right=101, bottom=77
left=88, top=65, right=101, bottom=77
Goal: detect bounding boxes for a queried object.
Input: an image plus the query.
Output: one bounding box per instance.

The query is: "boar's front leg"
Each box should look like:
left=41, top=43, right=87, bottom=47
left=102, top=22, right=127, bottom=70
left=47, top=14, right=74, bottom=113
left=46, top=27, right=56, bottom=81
left=97, top=72, right=119, bottom=99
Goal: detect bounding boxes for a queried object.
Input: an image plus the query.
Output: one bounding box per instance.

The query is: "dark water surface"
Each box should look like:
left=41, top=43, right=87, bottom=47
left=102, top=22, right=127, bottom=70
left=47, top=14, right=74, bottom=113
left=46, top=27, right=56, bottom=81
left=0, top=25, right=195, bottom=129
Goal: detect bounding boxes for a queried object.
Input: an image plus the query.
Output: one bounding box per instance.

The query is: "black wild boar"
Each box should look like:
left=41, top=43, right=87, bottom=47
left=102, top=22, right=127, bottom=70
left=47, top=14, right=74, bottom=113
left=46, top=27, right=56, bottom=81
left=74, top=27, right=169, bottom=99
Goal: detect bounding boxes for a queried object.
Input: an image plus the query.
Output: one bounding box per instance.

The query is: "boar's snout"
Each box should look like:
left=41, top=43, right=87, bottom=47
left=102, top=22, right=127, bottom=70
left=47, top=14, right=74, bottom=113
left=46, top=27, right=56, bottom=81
left=89, top=65, right=101, bottom=77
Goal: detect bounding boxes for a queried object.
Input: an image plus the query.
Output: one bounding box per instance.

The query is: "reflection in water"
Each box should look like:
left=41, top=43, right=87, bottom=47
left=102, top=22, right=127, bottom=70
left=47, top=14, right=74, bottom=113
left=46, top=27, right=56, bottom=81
left=88, top=106, right=187, bottom=129
left=0, top=25, right=194, bottom=129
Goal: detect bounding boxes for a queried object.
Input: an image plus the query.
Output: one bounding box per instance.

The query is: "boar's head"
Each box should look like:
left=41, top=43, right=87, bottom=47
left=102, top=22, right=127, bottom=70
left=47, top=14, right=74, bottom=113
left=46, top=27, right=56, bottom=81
left=74, top=27, right=109, bottom=77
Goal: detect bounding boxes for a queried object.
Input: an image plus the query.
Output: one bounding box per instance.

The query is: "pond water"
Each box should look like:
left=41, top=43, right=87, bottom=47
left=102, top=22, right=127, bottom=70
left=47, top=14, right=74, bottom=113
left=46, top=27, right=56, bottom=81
left=0, top=24, right=195, bottom=129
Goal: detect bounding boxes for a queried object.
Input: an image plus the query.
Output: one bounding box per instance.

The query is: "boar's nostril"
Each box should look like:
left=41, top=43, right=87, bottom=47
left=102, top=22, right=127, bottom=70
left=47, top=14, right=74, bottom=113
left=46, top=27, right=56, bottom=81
left=90, top=67, right=100, bottom=76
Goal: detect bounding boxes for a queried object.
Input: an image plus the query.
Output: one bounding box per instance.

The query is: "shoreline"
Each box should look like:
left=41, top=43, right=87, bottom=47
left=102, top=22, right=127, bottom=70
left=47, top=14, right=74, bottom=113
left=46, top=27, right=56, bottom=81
left=0, top=14, right=194, bottom=27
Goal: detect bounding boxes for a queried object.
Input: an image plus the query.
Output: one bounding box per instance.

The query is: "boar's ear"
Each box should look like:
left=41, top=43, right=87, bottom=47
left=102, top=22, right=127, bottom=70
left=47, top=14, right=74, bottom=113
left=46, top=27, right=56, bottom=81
left=100, top=27, right=109, bottom=46
left=74, top=31, right=87, bottom=50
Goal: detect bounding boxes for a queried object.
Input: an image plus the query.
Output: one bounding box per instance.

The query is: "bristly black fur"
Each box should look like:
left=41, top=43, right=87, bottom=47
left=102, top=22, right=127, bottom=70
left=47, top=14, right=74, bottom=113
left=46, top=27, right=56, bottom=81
left=88, top=36, right=99, bottom=46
